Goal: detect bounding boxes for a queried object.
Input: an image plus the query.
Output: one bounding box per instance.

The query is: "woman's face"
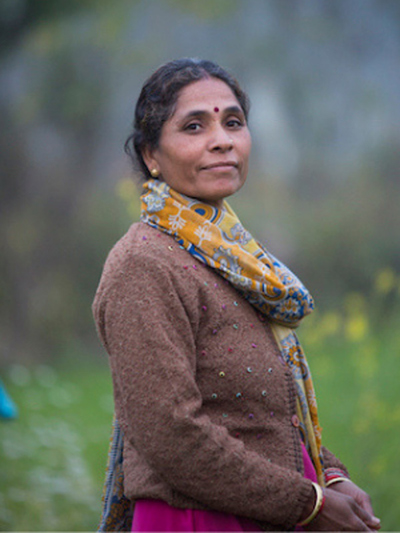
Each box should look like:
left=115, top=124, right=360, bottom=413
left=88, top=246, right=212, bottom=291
left=143, top=78, right=252, bottom=208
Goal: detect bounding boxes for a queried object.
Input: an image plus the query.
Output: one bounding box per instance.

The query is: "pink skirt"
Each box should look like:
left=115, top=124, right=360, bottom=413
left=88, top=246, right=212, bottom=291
left=131, top=443, right=317, bottom=532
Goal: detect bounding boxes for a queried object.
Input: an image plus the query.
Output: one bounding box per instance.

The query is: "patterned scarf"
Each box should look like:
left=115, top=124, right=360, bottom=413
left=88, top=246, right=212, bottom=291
left=98, top=179, right=324, bottom=531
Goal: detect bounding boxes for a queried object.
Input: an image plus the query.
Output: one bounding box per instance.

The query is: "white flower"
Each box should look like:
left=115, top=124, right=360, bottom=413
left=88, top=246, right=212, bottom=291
left=143, top=192, right=168, bottom=213
left=230, top=223, right=252, bottom=245
left=168, top=213, right=186, bottom=231
left=194, top=222, right=213, bottom=246
left=213, top=246, right=242, bottom=275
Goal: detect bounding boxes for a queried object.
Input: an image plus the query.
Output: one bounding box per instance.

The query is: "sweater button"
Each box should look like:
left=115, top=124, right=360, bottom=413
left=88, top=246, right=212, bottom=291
left=291, top=414, right=300, bottom=428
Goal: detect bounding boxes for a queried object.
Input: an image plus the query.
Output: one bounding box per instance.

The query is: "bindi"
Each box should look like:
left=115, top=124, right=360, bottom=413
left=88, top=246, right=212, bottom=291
left=213, top=107, right=219, bottom=113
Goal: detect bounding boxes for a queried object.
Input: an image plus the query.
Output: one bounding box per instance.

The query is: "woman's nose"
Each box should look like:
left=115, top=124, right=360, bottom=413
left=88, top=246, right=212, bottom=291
left=209, top=127, right=233, bottom=152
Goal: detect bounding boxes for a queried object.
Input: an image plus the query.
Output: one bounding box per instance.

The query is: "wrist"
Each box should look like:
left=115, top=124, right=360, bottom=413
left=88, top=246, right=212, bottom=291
left=298, top=483, right=326, bottom=527
left=324, top=467, right=350, bottom=486
left=325, top=476, right=352, bottom=487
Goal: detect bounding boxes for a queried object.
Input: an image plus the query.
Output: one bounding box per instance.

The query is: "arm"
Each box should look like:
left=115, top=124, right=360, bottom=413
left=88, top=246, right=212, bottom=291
left=321, top=445, right=349, bottom=476
left=95, top=250, right=313, bottom=529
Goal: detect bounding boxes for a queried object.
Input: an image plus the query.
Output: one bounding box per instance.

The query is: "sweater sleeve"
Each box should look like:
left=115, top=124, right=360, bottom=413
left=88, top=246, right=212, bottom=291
left=94, top=250, right=314, bottom=529
left=321, top=446, right=350, bottom=477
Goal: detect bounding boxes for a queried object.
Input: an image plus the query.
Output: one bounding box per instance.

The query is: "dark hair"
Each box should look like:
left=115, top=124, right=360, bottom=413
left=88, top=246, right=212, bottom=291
left=124, top=58, right=250, bottom=180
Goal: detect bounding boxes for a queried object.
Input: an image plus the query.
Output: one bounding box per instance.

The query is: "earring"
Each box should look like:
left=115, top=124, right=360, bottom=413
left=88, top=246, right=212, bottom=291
left=150, top=168, right=160, bottom=178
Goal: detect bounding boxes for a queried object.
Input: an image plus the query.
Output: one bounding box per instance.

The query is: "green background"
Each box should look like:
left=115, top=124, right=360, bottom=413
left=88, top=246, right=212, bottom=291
left=1, top=0, right=399, bottom=530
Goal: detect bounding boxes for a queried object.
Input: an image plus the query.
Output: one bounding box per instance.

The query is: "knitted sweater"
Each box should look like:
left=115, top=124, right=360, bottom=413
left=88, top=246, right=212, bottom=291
left=93, top=222, right=348, bottom=531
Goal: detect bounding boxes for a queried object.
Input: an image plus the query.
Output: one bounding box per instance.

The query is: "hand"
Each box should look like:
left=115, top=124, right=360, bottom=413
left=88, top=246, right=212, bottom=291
left=305, top=487, right=381, bottom=531
left=329, top=481, right=381, bottom=530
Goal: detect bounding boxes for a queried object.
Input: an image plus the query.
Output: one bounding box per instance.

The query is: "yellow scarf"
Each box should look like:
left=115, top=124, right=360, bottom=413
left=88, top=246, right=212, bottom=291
left=141, top=179, right=324, bottom=484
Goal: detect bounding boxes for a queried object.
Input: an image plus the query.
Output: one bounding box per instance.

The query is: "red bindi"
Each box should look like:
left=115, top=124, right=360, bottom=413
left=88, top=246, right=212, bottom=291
left=213, top=107, right=219, bottom=113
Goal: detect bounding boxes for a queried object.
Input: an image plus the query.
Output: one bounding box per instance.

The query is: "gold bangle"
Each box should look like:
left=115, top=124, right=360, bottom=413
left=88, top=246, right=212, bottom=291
left=298, top=482, right=324, bottom=527
left=325, top=476, right=351, bottom=487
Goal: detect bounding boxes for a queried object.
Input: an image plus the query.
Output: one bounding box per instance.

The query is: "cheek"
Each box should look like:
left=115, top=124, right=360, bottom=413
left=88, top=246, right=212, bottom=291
left=239, top=140, right=251, bottom=169
left=240, top=137, right=251, bottom=178
left=244, top=133, right=252, bottom=157
left=178, top=147, right=203, bottom=173
left=169, top=142, right=199, bottom=167
left=160, top=150, right=187, bottom=175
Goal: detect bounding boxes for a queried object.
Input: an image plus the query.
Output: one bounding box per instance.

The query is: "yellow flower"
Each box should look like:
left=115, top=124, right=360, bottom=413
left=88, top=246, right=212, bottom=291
left=319, top=311, right=341, bottom=337
left=345, top=313, right=369, bottom=342
left=369, top=454, right=388, bottom=476
left=344, top=292, right=366, bottom=313
left=116, top=178, right=140, bottom=219
left=354, top=417, right=370, bottom=435
left=117, top=178, right=137, bottom=201
left=351, top=343, right=377, bottom=379
left=375, top=267, right=396, bottom=295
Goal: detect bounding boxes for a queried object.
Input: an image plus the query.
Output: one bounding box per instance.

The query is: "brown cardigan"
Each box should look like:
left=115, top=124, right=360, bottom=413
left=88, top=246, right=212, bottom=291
left=93, top=222, right=348, bottom=531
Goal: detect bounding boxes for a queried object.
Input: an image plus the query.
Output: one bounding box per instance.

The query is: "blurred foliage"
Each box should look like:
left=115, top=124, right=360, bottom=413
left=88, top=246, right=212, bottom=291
left=1, top=184, right=134, bottom=363
left=0, top=0, right=111, bottom=53
left=298, top=273, right=400, bottom=530
left=0, top=0, right=399, bottom=372
left=229, top=169, right=400, bottom=312
left=168, top=0, right=239, bottom=19
left=0, top=361, right=113, bottom=530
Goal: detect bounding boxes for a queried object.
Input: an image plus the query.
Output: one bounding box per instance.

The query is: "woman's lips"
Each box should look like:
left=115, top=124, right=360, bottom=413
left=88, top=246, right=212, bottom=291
left=201, top=161, right=238, bottom=170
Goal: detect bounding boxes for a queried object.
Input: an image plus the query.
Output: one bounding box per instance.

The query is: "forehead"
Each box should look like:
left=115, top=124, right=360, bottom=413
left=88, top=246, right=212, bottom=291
left=172, top=78, right=240, bottom=116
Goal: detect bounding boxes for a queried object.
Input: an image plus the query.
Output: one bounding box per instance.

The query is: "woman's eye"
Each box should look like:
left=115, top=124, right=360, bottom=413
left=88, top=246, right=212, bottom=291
left=226, top=118, right=243, bottom=128
left=185, top=123, right=201, bottom=131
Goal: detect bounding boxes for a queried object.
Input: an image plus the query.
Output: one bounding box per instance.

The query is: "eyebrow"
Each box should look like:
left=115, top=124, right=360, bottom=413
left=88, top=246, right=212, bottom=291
left=180, top=105, right=244, bottom=121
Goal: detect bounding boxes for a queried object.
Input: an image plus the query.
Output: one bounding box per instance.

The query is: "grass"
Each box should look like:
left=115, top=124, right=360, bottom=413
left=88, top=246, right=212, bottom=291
left=1, top=282, right=399, bottom=530
left=0, top=359, right=113, bottom=531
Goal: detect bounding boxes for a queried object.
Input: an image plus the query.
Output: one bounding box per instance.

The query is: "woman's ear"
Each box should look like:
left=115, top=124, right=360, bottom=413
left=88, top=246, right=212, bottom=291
left=142, top=146, right=159, bottom=177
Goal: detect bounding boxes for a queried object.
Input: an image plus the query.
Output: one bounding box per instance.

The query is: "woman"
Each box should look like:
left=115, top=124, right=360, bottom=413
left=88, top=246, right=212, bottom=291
left=93, top=58, right=380, bottom=531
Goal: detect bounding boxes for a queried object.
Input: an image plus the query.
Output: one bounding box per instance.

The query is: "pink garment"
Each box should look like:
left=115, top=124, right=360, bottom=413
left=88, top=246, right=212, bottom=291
left=301, top=441, right=318, bottom=484
left=295, top=442, right=318, bottom=532
left=131, top=499, right=260, bottom=532
left=131, top=442, right=317, bottom=532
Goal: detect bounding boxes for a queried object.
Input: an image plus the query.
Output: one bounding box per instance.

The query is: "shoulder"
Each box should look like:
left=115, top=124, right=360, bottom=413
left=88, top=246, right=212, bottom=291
left=99, top=222, right=187, bottom=281
left=93, top=222, right=208, bottom=310
left=104, top=222, right=168, bottom=269
left=92, top=222, right=212, bottom=344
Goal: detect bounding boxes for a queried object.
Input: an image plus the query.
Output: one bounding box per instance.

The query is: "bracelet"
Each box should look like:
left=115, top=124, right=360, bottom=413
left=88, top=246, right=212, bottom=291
left=324, top=467, right=350, bottom=485
left=325, top=476, right=352, bottom=487
left=298, top=483, right=326, bottom=527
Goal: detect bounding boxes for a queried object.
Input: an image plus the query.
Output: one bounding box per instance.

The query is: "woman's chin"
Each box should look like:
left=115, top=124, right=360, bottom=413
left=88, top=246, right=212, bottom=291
left=198, top=190, right=238, bottom=208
